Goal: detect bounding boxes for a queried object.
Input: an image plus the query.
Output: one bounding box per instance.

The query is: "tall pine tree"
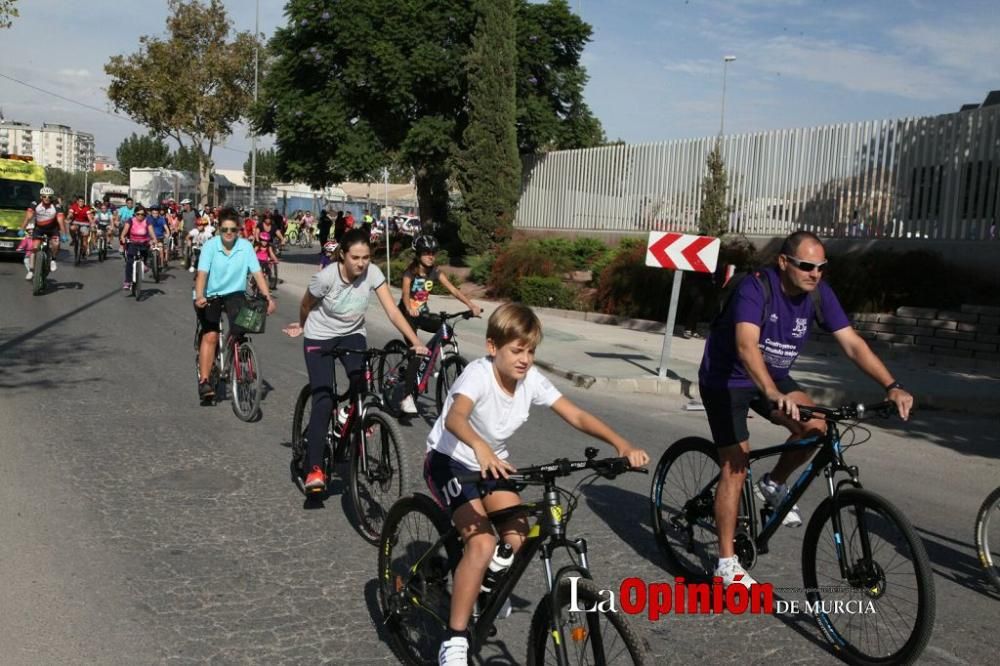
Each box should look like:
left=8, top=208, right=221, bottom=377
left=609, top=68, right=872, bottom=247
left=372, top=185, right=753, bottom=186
left=458, top=0, right=521, bottom=254
left=698, top=142, right=729, bottom=237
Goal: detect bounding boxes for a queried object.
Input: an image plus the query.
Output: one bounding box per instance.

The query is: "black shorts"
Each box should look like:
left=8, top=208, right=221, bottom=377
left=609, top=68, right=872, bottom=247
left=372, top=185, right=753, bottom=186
left=423, top=450, right=518, bottom=516
left=32, top=224, right=59, bottom=239
left=700, top=376, right=802, bottom=448
left=400, top=307, right=442, bottom=335
left=194, top=292, right=247, bottom=335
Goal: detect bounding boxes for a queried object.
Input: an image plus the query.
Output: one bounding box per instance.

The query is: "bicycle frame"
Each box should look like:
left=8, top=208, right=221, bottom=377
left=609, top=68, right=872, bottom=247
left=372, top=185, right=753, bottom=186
left=328, top=350, right=388, bottom=479
left=414, top=319, right=460, bottom=394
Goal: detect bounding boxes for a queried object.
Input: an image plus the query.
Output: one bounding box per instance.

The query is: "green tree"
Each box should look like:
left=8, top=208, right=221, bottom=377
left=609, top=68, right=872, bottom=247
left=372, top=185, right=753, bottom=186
left=116, top=132, right=170, bottom=173
left=457, top=0, right=521, bottom=253
left=257, top=0, right=602, bottom=238
left=105, top=0, right=258, bottom=204
left=698, top=142, right=729, bottom=237
left=243, top=147, right=279, bottom=190
left=0, top=0, right=18, bottom=29
left=169, top=144, right=201, bottom=172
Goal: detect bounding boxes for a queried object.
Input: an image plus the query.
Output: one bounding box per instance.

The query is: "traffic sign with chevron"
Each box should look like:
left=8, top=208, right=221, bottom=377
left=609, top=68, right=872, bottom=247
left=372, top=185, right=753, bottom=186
left=644, top=232, right=721, bottom=273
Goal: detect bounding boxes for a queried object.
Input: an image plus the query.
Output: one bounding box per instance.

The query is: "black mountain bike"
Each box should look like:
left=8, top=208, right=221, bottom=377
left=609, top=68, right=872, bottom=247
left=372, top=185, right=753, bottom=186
left=291, top=346, right=406, bottom=544
left=975, top=485, right=1000, bottom=594
left=96, top=233, right=108, bottom=262
left=193, top=300, right=263, bottom=421
left=378, top=448, right=650, bottom=665
left=378, top=310, right=474, bottom=415
left=650, top=400, right=934, bottom=666
left=150, top=241, right=162, bottom=283
left=31, top=235, right=55, bottom=296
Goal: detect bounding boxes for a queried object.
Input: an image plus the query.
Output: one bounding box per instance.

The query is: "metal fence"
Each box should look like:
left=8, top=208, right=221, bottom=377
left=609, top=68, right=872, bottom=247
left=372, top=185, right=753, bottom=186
left=515, top=105, right=1000, bottom=241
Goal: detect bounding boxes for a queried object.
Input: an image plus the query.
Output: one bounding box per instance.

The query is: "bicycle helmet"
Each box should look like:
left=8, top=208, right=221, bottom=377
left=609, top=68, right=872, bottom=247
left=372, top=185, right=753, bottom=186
left=181, top=198, right=192, bottom=205
left=323, top=240, right=339, bottom=254
left=412, top=234, right=439, bottom=254
left=39, top=186, right=55, bottom=197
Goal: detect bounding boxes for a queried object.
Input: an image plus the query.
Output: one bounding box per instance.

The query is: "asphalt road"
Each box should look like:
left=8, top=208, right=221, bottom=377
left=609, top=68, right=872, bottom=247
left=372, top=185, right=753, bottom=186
left=1, top=246, right=998, bottom=665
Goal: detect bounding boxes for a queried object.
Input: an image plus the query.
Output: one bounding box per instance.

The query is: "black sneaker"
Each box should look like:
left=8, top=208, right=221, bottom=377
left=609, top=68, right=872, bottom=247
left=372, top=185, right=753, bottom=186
left=198, top=379, right=215, bottom=401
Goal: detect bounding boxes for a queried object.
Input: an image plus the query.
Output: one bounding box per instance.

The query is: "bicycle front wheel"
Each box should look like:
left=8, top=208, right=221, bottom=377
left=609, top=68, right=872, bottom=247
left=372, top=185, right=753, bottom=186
left=528, top=577, right=648, bottom=665
left=802, top=487, right=935, bottom=665
left=434, top=355, right=467, bottom=415
left=230, top=340, right=263, bottom=421
left=378, top=493, right=460, bottom=666
left=377, top=339, right=409, bottom=394
left=976, top=486, right=1000, bottom=594
left=32, top=249, right=46, bottom=295
left=650, top=437, right=739, bottom=580
left=349, top=408, right=406, bottom=543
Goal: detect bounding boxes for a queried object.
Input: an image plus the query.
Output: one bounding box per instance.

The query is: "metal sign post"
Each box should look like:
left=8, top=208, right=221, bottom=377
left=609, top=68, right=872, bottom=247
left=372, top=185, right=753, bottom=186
left=658, top=271, right=683, bottom=378
left=645, top=231, right=721, bottom=378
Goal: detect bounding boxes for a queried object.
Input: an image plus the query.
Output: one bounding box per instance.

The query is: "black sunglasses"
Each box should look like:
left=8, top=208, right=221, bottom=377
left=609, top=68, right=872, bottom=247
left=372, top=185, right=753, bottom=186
left=220, top=226, right=239, bottom=232
left=784, top=255, right=827, bottom=272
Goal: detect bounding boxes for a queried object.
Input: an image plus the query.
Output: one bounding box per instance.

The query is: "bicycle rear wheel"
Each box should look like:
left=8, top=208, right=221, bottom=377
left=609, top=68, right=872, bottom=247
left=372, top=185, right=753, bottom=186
left=802, top=487, right=935, bottom=665
left=230, top=339, right=263, bottom=421
left=378, top=493, right=461, bottom=666
left=650, top=437, right=744, bottom=580
left=434, top=354, right=467, bottom=415
left=377, top=339, right=409, bottom=404
left=349, top=408, right=406, bottom=543
left=528, top=577, right=648, bottom=665
left=976, top=486, right=1000, bottom=594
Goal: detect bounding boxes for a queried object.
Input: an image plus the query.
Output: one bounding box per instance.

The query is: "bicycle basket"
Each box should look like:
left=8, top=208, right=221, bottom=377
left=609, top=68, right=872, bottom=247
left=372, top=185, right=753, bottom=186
left=234, top=296, right=268, bottom=334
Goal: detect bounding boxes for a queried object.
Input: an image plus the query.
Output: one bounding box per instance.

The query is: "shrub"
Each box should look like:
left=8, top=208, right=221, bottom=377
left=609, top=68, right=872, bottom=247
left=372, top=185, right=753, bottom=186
left=513, top=276, right=575, bottom=309
left=593, top=242, right=675, bottom=320
left=467, top=252, right=495, bottom=285
left=489, top=239, right=573, bottom=297
left=570, top=237, right=611, bottom=270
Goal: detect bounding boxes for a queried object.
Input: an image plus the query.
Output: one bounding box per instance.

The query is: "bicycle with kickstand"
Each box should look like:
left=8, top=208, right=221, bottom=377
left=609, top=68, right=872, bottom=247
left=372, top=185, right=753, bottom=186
left=193, top=297, right=264, bottom=421
left=650, top=399, right=935, bottom=666
left=378, top=309, right=475, bottom=416
left=290, top=346, right=407, bottom=544
left=378, top=448, right=650, bottom=665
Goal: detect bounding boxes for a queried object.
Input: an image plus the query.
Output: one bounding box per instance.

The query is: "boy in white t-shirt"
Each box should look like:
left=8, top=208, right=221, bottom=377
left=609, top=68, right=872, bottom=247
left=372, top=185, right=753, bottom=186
left=425, top=303, right=650, bottom=666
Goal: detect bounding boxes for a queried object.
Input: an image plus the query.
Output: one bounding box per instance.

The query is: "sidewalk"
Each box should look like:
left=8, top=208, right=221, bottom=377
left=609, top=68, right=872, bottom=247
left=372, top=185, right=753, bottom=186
left=276, top=259, right=1000, bottom=416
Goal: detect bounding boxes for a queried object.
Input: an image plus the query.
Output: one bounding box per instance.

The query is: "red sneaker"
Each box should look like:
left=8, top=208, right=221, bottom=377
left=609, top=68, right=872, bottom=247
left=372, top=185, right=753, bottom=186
left=304, top=466, right=326, bottom=492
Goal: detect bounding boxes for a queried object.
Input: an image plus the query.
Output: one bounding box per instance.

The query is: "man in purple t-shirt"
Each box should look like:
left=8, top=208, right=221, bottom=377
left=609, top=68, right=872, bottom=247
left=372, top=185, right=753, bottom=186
left=699, top=230, right=914, bottom=588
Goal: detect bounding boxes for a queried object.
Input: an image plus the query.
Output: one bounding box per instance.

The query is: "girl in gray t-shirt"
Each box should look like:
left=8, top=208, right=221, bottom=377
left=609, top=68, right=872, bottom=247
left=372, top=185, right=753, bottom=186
left=283, top=229, right=427, bottom=493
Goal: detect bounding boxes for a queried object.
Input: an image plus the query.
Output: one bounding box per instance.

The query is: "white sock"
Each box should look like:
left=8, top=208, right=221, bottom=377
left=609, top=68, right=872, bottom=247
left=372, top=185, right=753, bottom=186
left=717, top=555, right=738, bottom=569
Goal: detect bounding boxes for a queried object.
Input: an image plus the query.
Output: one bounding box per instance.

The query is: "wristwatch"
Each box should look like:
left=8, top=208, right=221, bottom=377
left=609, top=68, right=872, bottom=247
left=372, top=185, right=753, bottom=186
left=884, top=381, right=904, bottom=392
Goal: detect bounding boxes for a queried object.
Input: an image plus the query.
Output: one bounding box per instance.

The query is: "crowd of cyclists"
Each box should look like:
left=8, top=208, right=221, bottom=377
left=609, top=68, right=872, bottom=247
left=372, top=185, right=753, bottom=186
left=13, top=187, right=926, bottom=665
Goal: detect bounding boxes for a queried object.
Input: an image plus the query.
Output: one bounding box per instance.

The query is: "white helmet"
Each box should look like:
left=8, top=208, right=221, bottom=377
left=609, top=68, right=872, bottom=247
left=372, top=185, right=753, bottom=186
left=39, top=186, right=55, bottom=197
left=180, top=198, right=192, bottom=205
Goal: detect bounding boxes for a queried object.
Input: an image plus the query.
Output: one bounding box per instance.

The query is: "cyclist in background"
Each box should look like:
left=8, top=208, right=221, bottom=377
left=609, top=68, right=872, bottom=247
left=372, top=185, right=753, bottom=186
left=396, top=234, right=482, bottom=415
left=194, top=208, right=276, bottom=401
left=19, top=186, right=67, bottom=279
left=699, top=229, right=914, bottom=589
left=186, top=216, right=215, bottom=273
left=180, top=199, right=199, bottom=245
left=68, top=195, right=93, bottom=259
left=119, top=205, right=155, bottom=290
left=114, top=197, right=136, bottom=250
left=95, top=201, right=114, bottom=252
left=147, top=204, right=170, bottom=269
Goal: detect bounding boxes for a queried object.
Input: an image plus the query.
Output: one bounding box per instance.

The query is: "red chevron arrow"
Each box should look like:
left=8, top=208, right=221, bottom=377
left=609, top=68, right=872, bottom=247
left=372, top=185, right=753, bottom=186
left=647, top=233, right=680, bottom=268
left=681, top=235, right=715, bottom=273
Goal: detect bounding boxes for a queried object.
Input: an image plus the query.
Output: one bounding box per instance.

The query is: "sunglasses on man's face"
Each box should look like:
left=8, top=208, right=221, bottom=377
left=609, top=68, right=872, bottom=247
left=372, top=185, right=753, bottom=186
left=220, top=226, right=239, bottom=232
left=135, top=212, right=146, bottom=216
left=784, top=255, right=828, bottom=273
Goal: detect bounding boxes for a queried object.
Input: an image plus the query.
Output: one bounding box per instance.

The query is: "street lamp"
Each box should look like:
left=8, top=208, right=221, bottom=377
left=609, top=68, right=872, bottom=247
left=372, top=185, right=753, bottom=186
left=249, top=0, right=260, bottom=211
left=719, top=55, right=736, bottom=137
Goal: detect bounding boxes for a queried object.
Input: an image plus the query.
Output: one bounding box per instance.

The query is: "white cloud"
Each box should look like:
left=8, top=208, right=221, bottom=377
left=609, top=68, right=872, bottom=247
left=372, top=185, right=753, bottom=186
left=663, top=60, right=719, bottom=76
left=889, top=20, right=1000, bottom=77
left=57, top=68, right=92, bottom=79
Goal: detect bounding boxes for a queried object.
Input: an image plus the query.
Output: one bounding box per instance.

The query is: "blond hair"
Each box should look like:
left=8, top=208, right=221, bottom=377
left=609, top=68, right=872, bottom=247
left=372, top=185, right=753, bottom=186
left=487, top=303, right=543, bottom=350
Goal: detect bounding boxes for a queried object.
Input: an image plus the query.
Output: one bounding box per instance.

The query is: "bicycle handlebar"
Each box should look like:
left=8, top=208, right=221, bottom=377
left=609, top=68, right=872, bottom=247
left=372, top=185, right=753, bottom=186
left=436, top=309, right=477, bottom=321
left=793, top=400, right=898, bottom=422
left=454, top=454, right=647, bottom=486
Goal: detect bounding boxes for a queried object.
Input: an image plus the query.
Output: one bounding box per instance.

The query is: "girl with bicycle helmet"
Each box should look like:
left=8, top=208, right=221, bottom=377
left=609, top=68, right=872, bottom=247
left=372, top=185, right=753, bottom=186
left=396, top=235, right=482, bottom=415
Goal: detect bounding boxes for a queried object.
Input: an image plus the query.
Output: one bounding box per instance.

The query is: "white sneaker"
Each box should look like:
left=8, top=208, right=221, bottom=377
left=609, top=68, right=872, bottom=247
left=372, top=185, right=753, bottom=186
left=438, top=635, right=468, bottom=666
left=49, top=260, right=57, bottom=272
left=400, top=394, right=418, bottom=415
left=188, top=265, right=195, bottom=273
left=755, top=474, right=802, bottom=527
left=25, top=271, right=33, bottom=280
left=714, top=557, right=757, bottom=589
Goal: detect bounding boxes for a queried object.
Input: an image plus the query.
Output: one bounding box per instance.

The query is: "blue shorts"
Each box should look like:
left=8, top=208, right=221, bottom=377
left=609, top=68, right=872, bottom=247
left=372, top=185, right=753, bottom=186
left=423, top=450, right=518, bottom=516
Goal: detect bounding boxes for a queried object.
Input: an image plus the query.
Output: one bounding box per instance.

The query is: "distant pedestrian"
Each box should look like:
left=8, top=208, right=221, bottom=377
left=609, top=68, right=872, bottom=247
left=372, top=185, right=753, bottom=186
left=333, top=210, right=347, bottom=243
left=991, top=219, right=997, bottom=241
left=317, top=209, right=333, bottom=247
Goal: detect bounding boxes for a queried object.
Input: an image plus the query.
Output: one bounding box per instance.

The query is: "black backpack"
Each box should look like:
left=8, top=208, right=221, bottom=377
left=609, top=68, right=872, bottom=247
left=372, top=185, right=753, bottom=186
left=711, top=269, right=825, bottom=330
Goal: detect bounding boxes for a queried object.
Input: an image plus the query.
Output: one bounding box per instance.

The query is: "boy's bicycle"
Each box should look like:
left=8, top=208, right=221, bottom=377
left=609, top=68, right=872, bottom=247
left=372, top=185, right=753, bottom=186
left=193, top=299, right=263, bottom=421
left=378, top=310, right=475, bottom=415
left=975, top=485, right=1000, bottom=595
left=291, top=346, right=406, bottom=544
left=378, top=448, right=650, bottom=665
left=650, top=400, right=934, bottom=666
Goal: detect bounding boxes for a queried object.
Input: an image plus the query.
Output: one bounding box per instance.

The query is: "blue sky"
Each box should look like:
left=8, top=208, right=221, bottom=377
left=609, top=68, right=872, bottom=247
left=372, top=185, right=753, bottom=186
left=1, top=0, right=997, bottom=169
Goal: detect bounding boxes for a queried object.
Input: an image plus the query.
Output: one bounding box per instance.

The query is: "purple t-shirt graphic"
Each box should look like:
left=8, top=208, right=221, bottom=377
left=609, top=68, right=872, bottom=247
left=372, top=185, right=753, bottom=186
left=699, top=267, right=851, bottom=389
